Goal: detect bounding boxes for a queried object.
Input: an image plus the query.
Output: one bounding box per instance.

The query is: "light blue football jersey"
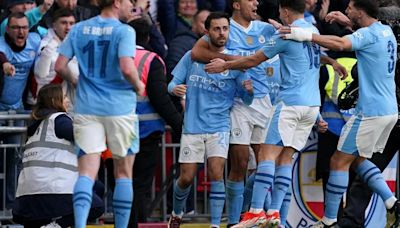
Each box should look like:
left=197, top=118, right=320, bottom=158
left=203, top=19, right=281, bottom=98
left=347, top=22, right=398, bottom=116
left=168, top=51, right=252, bottom=134
left=0, top=33, right=40, bottom=110
left=262, top=18, right=321, bottom=107
left=59, top=16, right=137, bottom=116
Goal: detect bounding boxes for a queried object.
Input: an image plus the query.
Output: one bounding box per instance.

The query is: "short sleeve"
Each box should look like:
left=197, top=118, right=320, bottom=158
left=346, top=28, right=374, bottom=51
left=118, top=25, right=136, bottom=58
left=262, top=36, right=286, bottom=59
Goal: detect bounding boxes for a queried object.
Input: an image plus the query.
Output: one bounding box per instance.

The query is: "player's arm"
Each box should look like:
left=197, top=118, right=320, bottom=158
left=55, top=55, right=77, bottom=86
left=120, top=57, right=145, bottom=95
left=280, top=27, right=352, bottom=52
left=191, top=37, right=239, bottom=63
left=168, top=52, right=191, bottom=97
left=205, top=50, right=268, bottom=73
left=320, top=55, right=348, bottom=78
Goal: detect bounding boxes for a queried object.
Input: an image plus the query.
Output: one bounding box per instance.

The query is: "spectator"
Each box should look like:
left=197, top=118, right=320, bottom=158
left=157, top=0, right=198, bottom=44
left=126, top=17, right=183, bottom=228
left=0, top=12, right=41, bottom=210
left=39, top=0, right=95, bottom=29
left=28, top=8, right=78, bottom=111
left=12, top=84, right=104, bottom=228
left=0, top=0, right=54, bottom=36
left=165, top=9, right=209, bottom=82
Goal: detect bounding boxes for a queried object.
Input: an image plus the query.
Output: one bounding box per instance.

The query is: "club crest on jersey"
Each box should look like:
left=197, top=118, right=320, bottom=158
left=232, top=128, right=242, bottom=137
left=246, top=36, right=253, bottom=45
left=266, top=67, right=274, bottom=77
left=258, top=35, right=266, bottom=44
left=182, top=147, right=191, bottom=156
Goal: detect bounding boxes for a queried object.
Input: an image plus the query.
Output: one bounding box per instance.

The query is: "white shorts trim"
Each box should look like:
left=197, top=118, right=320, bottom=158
left=337, top=114, right=397, bottom=158
left=230, top=96, right=273, bottom=145
left=178, top=132, right=230, bottom=163
left=73, top=113, right=140, bottom=158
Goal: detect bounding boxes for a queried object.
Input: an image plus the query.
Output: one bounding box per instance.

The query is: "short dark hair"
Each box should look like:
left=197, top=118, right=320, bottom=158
left=52, top=8, right=75, bottom=23
left=7, top=12, right=27, bottom=27
left=351, top=0, right=379, bottom=19
left=127, top=18, right=151, bottom=45
left=98, top=0, right=115, bottom=10
left=204, top=11, right=230, bottom=30
left=280, top=0, right=305, bottom=14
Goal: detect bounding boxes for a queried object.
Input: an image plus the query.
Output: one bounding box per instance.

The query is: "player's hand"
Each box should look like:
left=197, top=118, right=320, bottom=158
left=317, top=119, right=328, bottom=133
left=280, top=27, right=313, bottom=42
left=268, top=19, right=283, bottom=30
left=134, top=80, right=145, bottom=96
left=242, top=79, right=253, bottom=95
left=332, top=61, right=348, bottom=79
left=325, top=11, right=352, bottom=28
left=3, top=62, right=15, bottom=76
left=318, top=0, right=330, bottom=20
left=172, top=84, right=187, bottom=97
left=135, top=0, right=150, bottom=13
left=205, top=58, right=226, bottom=73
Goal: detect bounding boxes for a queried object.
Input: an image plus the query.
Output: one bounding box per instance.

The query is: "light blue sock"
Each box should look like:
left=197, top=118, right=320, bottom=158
left=263, top=183, right=272, bottom=212
left=210, top=181, right=225, bottom=226
left=73, top=175, right=94, bottom=228
left=242, top=173, right=255, bottom=212
left=356, top=160, right=393, bottom=201
left=270, top=165, right=292, bottom=210
left=324, top=170, right=349, bottom=220
left=173, top=181, right=191, bottom=215
left=226, top=180, right=244, bottom=225
left=251, top=160, right=275, bottom=210
left=113, top=178, right=133, bottom=228
left=280, top=185, right=292, bottom=226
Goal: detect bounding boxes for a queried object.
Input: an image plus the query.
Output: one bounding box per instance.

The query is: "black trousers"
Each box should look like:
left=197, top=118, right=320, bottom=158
left=128, top=132, right=162, bottom=228
left=339, top=126, right=400, bottom=227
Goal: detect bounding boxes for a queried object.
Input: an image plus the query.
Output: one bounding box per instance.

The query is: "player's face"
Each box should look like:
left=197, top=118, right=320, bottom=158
left=235, top=0, right=259, bottom=22
left=118, top=0, right=134, bottom=22
left=305, top=0, right=316, bottom=11
left=6, top=17, right=29, bottom=47
left=345, top=1, right=360, bottom=28
left=53, top=16, right=75, bottom=40
left=178, top=0, right=197, bottom=18
left=56, top=0, right=77, bottom=10
left=279, top=6, right=289, bottom=25
left=208, top=18, right=229, bottom=48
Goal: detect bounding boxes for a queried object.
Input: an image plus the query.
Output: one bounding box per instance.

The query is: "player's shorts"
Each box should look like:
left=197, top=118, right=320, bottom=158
left=178, top=132, right=230, bottom=163
left=264, top=102, right=319, bottom=151
left=337, top=114, right=397, bottom=158
left=230, top=96, right=272, bottom=145
left=73, top=113, right=140, bottom=158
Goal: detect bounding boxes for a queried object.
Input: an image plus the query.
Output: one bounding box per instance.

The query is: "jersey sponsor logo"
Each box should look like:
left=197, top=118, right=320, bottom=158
left=353, top=31, right=364, bottom=39
left=189, top=74, right=226, bottom=91
left=264, top=38, right=276, bottom=47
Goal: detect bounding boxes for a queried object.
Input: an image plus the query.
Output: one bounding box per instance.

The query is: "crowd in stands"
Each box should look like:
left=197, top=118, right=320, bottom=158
left=0, top=0, right=400, bottom=227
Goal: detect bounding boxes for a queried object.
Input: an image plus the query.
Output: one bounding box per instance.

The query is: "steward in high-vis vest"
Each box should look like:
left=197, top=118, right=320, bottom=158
left=12, top=84, right=104, bottom=227
left=17, top=112, right=76, bottom=197
left=127, top=18, right=183, bottom=227
left=322, top=57, right=357, bottom=136
left=316, top=57, right=357, bottom=184
left=135, top=47, right=168, bottom=138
